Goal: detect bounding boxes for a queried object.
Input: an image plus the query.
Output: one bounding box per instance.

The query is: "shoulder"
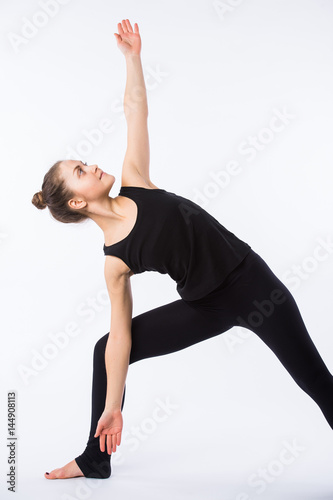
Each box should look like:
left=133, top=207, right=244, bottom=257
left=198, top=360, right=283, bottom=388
left=121, top=167, right=161, bottom=190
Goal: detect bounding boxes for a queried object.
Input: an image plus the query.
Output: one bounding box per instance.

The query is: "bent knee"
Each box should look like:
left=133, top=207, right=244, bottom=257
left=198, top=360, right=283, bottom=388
left=93, top=333, right=109, bottom=357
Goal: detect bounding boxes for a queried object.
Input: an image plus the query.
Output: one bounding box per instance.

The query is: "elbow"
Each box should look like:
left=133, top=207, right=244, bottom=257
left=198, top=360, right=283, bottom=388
left=108, top=330, right=132, bottom=344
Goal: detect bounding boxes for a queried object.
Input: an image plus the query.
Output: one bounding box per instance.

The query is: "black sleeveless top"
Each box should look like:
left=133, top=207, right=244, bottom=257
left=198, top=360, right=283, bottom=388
left=103, top=186, right=252, bottom=301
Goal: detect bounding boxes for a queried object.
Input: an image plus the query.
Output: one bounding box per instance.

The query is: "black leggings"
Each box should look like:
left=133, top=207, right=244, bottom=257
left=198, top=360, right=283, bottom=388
left=74, top=249, right=333, bottom=478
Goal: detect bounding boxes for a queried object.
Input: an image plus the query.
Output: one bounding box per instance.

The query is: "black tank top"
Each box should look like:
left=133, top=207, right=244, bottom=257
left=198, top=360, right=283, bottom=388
left=103, top=186, right=252, bottom=301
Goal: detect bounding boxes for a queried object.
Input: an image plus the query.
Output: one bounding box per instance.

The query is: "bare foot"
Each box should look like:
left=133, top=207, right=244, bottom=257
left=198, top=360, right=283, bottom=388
left=44, top=459, right=84, bottom=479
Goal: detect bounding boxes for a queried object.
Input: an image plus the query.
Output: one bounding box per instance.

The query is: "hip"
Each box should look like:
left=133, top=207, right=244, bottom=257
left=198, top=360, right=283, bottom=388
left=183, top=249, right=286, bottom=310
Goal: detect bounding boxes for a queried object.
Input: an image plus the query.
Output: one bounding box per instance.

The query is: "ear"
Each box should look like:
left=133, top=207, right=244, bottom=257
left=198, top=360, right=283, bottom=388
left=68, top=198, right=87, bottom=210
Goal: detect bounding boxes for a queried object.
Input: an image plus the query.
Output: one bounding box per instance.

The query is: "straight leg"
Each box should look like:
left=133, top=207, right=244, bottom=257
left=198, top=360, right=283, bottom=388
left=213, top=250, right=333, bottom=429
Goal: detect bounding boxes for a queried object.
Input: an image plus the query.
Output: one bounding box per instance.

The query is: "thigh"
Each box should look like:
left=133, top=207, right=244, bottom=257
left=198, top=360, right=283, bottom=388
left=226, top=251, right=331, bottom=382
left=129, top=298, right=234, bottom=364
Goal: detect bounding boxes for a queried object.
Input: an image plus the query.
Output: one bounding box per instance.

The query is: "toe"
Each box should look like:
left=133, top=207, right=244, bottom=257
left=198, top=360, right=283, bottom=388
left=44, top=460, right=84, bottom=479
left=45, top=468, right=59, bottom=479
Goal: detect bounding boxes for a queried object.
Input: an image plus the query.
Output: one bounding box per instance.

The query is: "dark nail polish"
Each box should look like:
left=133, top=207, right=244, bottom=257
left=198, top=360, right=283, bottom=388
left=46, top=472, right=49, bottom=475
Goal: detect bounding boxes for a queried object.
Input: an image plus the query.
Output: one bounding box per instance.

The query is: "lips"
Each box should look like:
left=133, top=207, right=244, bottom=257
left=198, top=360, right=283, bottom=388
left=100, top=171, right=104, bottom=179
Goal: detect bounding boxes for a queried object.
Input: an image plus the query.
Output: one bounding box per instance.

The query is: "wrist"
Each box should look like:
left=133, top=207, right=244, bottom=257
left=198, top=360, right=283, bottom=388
left=105, top=405, right=121, bottom=413
left=125, top=52, right=141, bottom=61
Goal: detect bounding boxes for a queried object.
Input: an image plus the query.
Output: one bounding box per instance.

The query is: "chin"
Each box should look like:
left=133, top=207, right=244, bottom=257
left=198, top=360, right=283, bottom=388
left=106, top=174, right=116, bottom=191
left=104, top=172, right=114, bottom=181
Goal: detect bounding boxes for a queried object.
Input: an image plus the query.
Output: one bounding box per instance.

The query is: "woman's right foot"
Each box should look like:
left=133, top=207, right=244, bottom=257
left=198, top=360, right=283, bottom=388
left=44, top=459, right=84, bottom=479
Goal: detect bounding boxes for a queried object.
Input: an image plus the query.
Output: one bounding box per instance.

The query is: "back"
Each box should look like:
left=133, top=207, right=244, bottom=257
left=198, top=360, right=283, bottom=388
left=103, top=186, right=252, bottom=301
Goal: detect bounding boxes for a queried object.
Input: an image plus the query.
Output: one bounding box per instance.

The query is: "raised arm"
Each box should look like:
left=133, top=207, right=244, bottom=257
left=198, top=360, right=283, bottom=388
left=94, top=256, right=133, bottom=455
left=114, top=19, right=151, bottom=186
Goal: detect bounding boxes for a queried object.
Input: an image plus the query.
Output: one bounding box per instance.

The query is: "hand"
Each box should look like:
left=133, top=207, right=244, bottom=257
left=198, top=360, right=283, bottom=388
left=94, top=408, right=123, bottom=454
left=114, top=19, right=141, bottom=57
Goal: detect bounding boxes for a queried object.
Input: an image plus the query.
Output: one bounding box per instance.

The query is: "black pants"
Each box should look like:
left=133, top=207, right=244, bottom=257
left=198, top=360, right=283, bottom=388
left=75, top=249, right=333, bottom=478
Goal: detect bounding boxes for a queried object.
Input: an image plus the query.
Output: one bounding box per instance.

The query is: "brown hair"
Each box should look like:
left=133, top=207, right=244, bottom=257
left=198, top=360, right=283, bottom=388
left=31, top=160, right=89, bottom=224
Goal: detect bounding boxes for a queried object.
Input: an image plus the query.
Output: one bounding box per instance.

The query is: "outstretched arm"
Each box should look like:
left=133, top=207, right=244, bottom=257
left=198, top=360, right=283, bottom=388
left=114, top=19, right=151, bottom=185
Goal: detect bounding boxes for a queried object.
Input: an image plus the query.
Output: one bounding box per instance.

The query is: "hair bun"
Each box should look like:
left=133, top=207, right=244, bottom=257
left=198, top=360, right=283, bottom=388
left=32, top=190, right=47, bottom=210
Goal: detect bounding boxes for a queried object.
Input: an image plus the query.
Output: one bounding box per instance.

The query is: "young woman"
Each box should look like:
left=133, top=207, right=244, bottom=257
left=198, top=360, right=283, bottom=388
left=32, top=19, right=333, bottom=480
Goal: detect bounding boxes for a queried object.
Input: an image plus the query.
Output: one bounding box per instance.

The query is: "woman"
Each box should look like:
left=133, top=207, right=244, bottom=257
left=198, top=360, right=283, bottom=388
left=32, top=20, right=333, bottom=480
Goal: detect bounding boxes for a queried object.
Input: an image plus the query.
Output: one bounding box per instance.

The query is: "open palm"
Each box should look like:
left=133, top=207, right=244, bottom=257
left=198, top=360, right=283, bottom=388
left=114, top=19, right=141, bottom=57
left=94, top=408, right=123, bottom=454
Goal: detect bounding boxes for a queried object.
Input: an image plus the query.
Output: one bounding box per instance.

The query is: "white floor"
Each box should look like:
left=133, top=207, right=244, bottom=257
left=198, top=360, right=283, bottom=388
left=5, top=428, right=333, bottom=500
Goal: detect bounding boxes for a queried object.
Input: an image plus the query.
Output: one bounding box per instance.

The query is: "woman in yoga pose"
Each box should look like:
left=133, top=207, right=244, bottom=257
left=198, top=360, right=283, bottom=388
left=32, top=19, right=333, bottom=480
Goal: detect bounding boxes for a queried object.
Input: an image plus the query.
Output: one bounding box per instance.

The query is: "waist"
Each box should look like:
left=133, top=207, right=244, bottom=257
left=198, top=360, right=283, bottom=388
left=184, top=248, right=258, bottom=304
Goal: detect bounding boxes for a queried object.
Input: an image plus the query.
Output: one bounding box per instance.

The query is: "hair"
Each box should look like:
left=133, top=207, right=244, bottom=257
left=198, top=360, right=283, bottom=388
left=31, top=160, right=89, bottom=224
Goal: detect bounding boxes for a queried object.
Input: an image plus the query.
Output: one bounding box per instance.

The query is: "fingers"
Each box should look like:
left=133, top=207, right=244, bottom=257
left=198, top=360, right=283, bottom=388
left=123, top=19, right=133, bottom=33
left=108, top=432, right=121, bottom=454
left=120, top=20, right=129, bottom=33
left=124, top=19, right=132, bottom=32
left=118, top=22, right=124, bottom=35
left=99, top=433, right=105, bottom=453
left=117, top=431, right=121, bottom=446
left=107, top=434, right=112, bottom=455
left=118, top=19, right=138, bottom=35
left=98, top=430, right=123, bottom=454
left=98, top=431, right=116, bottom=454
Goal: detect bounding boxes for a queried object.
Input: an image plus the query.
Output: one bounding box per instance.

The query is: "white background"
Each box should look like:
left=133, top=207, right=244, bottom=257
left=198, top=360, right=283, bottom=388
left=1, top=0, right=333, bottom=498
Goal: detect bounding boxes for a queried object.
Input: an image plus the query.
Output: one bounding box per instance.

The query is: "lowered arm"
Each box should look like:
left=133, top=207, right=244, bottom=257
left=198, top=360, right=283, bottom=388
left=104, top=258, right=133, bottom=411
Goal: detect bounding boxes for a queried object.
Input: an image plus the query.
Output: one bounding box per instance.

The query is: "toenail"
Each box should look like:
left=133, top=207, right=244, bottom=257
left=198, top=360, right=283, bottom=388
left=46, top=472, right=49, bottom=475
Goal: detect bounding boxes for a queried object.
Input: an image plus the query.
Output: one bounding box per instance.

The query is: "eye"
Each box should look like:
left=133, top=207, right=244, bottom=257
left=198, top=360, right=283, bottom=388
left=78, top=161, right=88, bottom=176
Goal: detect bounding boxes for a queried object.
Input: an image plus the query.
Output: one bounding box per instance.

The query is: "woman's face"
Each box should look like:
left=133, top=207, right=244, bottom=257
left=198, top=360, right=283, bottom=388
left=60, top=160, right=116, bottom=211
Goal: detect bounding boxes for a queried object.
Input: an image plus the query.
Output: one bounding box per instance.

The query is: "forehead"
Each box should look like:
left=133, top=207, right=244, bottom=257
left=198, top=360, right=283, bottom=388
left=63, top=160, right=80, bottom=168
left=61, top=160, right=81, bottom=173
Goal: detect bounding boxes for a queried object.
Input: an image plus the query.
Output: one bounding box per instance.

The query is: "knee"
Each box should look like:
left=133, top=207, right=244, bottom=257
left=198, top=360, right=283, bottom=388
left=93, top=332, right=109, bottom=360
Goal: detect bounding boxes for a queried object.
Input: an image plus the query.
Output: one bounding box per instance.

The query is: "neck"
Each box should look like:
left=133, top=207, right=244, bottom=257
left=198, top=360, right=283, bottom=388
left=86, top=196, right=123, bottom=235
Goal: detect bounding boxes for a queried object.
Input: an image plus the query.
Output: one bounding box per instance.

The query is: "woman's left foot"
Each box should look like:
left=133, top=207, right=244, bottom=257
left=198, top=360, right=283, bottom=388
left=44, top=459, right=84, bottom=479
